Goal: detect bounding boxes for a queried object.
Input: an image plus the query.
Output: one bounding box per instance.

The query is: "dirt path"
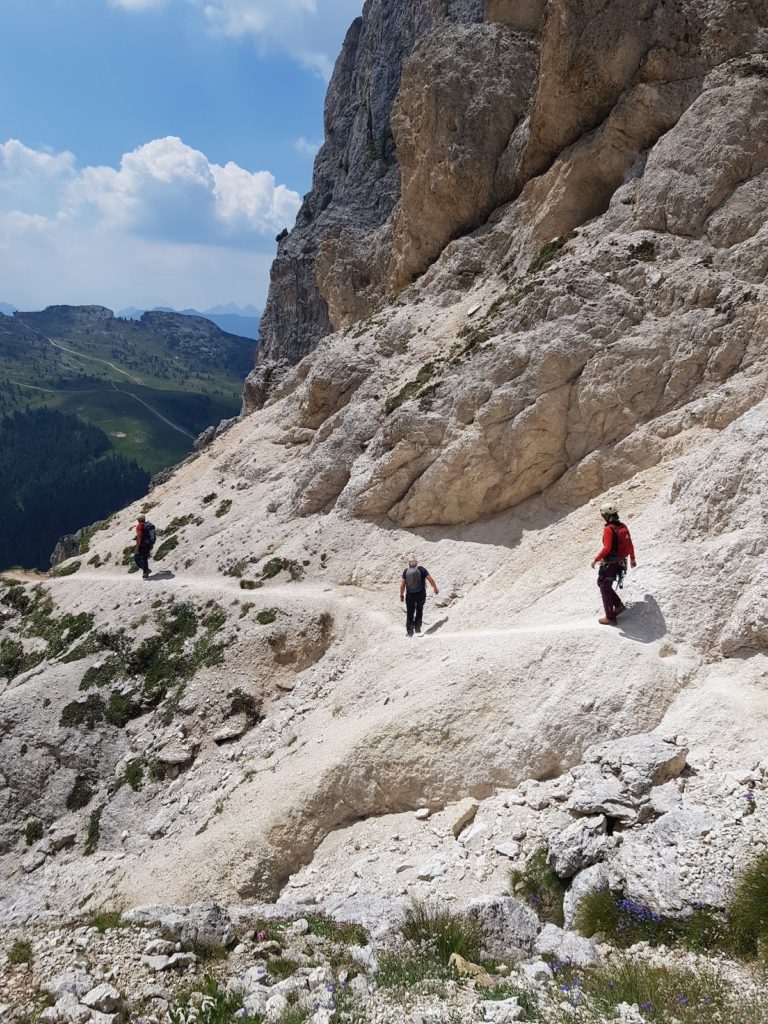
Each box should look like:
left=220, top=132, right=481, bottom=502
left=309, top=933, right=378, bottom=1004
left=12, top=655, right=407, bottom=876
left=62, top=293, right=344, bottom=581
left=46, top=337, right=144, bottom=385
left=109, top=383, right=195, bottom=439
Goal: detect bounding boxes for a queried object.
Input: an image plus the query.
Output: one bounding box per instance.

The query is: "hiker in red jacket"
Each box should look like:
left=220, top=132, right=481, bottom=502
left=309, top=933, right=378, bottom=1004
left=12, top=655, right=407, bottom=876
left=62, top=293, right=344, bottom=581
left=591, top=503, right=637, bottom=626
left=133, top=513, right=156, bottom=580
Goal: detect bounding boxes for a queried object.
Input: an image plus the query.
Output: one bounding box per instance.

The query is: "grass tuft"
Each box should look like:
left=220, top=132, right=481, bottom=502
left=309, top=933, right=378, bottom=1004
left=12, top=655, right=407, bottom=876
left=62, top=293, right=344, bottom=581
left=510, top=848, right=567, bottom=926
left=729, top=851, right=768, bottom=958
left=628, top=238, right=656, bottom=261
left=401, top=901, right=482, bottom=965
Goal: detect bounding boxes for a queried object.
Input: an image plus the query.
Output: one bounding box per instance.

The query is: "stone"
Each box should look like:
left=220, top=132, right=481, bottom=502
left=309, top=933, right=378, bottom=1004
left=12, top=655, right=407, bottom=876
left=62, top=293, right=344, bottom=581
left=140, top=955, right=170, bottom=972
left=465, top=896, right=541, bottom=961
left=125, top=901, right=236, bottom=948
left=81, top=985, right=121, bottom=1014
left=534, top=924, right=599, bottom=967
left=21, top=849, right=46, bottom=873
left=416, top=854, right=448, bottom=880
left=494, top=841, right=521, bottom=860
left=143, top=939, right=175, bottom=956
left=480, top=997, right=525, bottom=1022
left=450, top=797, right=479, bottom=837
left=545, top=815, right=609, bottom=878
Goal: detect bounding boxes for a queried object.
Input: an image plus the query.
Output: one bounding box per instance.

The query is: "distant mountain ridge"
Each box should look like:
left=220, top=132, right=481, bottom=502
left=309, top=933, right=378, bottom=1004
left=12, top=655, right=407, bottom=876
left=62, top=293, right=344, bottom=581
left=118, top=304, right=260, bottom=340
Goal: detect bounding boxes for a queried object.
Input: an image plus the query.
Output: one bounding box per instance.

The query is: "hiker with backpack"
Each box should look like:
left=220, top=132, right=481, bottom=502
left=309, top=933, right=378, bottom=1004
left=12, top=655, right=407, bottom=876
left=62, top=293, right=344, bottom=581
left=400, top=555, right=439, bottom=637
left=591, top=502, right=637, bottom=625
left=133, top=513, right=156, bottom=580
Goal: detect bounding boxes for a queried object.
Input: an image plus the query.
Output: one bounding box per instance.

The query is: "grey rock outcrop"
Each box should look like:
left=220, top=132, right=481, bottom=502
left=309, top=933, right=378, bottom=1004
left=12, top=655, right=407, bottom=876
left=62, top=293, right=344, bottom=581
left=255, top=0, right=485, bottom=374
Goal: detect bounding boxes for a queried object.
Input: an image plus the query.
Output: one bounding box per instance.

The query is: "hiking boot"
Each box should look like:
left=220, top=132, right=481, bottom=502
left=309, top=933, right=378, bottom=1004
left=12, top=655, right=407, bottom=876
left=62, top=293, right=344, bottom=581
left=407, top=630, right=413, bottom=637
left=598, top=616, right=618, bottom=626
left=415, top=627, right=422, bottom=634
left=615, top=603, right=627, bottom=616
left=142, top=572, right=150, bottom=580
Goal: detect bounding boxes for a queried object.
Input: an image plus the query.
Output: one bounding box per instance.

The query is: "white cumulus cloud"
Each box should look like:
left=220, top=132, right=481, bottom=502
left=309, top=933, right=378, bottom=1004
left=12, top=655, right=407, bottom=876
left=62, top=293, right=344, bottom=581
left=201, top=0, right=361, bottom=78
left=0, top=137, right=300, bottom=310
left=294, top=136, right=322, bottom=158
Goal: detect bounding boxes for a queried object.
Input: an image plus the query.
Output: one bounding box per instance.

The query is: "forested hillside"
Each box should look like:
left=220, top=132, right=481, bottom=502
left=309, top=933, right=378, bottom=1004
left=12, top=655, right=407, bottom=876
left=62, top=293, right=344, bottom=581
left=0, top=408, right=149, bottom=570
left=0, top=306, right=254, bottom=474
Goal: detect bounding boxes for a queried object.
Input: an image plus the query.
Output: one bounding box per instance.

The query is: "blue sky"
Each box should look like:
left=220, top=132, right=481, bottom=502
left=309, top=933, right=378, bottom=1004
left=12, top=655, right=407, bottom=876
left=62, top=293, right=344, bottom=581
left=0, top=0, right=361, bottom=312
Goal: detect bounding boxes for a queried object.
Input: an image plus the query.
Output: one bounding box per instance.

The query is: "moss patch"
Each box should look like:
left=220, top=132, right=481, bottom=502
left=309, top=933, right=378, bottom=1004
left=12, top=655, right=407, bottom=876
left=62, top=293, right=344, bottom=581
left=385, top=362, right=436, bottom=415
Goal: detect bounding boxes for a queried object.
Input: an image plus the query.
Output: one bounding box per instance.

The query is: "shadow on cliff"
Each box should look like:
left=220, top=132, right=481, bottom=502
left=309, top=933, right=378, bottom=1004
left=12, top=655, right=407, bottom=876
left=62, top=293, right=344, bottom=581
left=619, top=595, right=667, bottom=644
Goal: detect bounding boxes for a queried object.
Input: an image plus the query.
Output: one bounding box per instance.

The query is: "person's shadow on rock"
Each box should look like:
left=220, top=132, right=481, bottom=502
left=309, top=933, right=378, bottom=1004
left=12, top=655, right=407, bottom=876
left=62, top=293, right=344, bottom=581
left=619, top=594, right=667, bottom=644
left=149, top=570, right=175, bottom=581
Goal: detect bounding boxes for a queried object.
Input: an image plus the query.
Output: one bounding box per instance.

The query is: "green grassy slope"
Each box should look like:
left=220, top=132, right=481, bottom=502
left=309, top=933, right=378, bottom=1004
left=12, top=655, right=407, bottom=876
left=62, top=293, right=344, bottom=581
left=0, top=306, right=255, bottom=475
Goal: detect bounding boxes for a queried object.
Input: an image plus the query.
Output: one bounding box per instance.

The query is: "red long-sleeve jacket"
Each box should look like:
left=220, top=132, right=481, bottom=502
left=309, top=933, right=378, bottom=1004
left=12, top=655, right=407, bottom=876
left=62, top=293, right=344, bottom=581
left=594, top=523, right=636, bottom=563
left=135, top=522, right=145, bottom=550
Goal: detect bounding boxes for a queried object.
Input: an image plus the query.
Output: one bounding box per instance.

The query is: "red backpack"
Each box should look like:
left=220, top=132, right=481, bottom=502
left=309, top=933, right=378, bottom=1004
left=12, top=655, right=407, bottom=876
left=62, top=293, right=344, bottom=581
left=609, top=522, right=633, bottom=560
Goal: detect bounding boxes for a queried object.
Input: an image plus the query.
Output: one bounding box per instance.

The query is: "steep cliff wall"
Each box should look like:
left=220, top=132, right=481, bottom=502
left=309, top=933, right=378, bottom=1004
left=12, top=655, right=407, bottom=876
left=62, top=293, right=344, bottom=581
left=249, top=0, right=768, bottom=412
left=254, top=0, right=485, bottom=376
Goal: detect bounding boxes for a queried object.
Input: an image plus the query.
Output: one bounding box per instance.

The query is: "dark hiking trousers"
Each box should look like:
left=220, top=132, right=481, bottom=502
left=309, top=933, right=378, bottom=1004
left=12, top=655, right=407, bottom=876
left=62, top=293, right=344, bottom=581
left=406, top=590, right=426, bottom=634
left=134, top=546, right=151, bottom=575
left=597, top=562, right=624, bottom=621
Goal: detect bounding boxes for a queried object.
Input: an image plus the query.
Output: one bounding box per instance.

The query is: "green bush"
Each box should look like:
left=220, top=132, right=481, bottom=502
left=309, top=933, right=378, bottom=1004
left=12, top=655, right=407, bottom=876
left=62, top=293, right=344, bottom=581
left=401, top=901, right=482, bottom=966
left=60, top=694, right=106, bottom=729
left=728, top=851, right=768, bottom=958
left=260, top=557, right=304, bottom=581
left=7, top=939, right=33, bottom=965
left=123, top=758, right=144, bottom=792
left=528, top=236, right=568, bottom=274
left=65, top=775, right=93, bottom=811
left=84, top=804, right=104, bottom=855
left=215, top=499, right=233, bottom=518
left=628, top=239, right=656, bottom=262
left=256, top=608, right=278, bottom=625
left=202, top=492, right=217, bottom=505
left=510, top=848, right=568, bottom=926
left=51, top=560, right=81, bottom=577
left=89, top=909, right=125, bottom=932
left=154, top=535, right=179, bottom=561
left=239, top=579, right=259, bottom=590
left=385, top=362, right=436, bottom=415
left=24, top=819, right=44, bottom=846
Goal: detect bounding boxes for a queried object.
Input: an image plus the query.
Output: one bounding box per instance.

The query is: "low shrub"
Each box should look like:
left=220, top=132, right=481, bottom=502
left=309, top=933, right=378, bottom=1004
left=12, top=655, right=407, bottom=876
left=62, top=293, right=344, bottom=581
left=65, top=775, right=93, bottom=811
left=628, top=238, right=656, bottom=261
left=256, top=608, right=278, bottom=625
left=154, top=535, right=179, bottom=561
left=510, top=848, right=568, bottom=926
left=374, top=948, right=453, bottom=991
left=239, top=579, right=259, bottom=590
left=51, top=560, right=81, bottom=577
left=89, top=909, right=125, bottom=932
left=385, top=362, right=436, bottom=415
left=202, top=492, right=217, bottom=505
left=528, top=236, right=568, bottom=274
left=306, top=913, right=368, bottom=946
left=260, top=557, right=304, bottom=581
left=84, top=804, right=104, bottom=855
left=24, top=819, right=44, bottom=846
left=401, top=900, right=482, bottom=966
left=7, top=939, right=33, bottom=965
left=123, top=758, right=144, bottom=792
left=215, top=499, right=233, bottom=518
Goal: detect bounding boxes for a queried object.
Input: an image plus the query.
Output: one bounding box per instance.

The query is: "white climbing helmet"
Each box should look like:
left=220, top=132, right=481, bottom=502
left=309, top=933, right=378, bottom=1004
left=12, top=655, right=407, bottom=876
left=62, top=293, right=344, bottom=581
left=599, top=503, right=619, bottom=516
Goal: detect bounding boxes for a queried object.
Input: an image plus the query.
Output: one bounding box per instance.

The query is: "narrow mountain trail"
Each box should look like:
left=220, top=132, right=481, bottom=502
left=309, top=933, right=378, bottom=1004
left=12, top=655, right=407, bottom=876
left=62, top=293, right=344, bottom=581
left=7, top=567, right=628, bottom=647
left=46, top=337, right=144, bottom=385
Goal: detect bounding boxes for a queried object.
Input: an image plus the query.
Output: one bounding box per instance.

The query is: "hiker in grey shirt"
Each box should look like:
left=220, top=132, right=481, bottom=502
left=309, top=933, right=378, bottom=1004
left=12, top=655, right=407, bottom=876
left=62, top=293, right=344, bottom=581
left=399, top=555, right=439, bottom=637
